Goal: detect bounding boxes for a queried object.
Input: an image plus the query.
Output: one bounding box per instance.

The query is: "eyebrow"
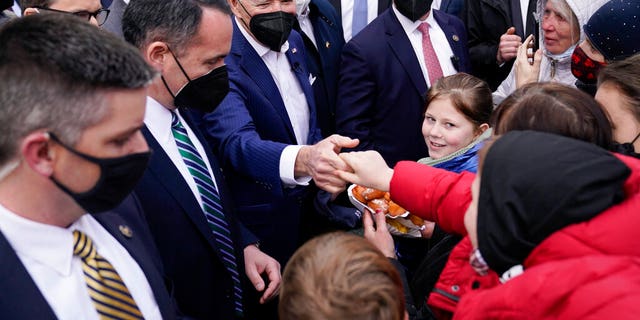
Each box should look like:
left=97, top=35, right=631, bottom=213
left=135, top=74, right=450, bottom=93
left=110, top=125, right=144, bottom=140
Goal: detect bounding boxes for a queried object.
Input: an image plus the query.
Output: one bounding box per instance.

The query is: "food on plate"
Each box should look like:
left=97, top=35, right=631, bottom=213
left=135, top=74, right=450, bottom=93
left=367, top=198, right=389, bottom=214
left=388, top=200, right=408, bottom=217
left=386, top=218, right=409, bottom=234
left=408, top=214, right=425, bottom=227
left=352, top=185, right=367, bottom=203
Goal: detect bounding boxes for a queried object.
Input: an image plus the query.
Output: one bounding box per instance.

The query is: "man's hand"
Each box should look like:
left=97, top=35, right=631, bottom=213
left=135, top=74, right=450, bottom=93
left=295, top=134, right=359, bottom=194
left=336, top=150, right=393, bottom=192
left=244, top=245, right=281, bottom=304
left=497, top=27, right=522, bottom=64
left=363, top=209, right=396, bottom=259
left=515, top=34, right=542, bottom=88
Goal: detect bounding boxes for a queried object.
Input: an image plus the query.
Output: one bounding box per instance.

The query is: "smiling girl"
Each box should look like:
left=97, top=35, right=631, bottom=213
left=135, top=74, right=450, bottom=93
left=418, top=73, right=492, bottom=173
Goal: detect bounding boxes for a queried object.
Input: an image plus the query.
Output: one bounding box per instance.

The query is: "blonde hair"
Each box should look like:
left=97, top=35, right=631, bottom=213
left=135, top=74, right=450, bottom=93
left=279, top=232, right=406, bottom=320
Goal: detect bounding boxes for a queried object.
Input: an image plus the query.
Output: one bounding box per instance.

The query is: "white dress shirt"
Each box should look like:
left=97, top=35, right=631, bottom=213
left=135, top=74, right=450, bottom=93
left=11, top=1, right=20, bottom=16
left=144, top=97, right=220, bottom=207
left=297, top=6, right=318, bottom=48
left=236, top=17, right=312, bottom=187
left=0, top=205, right=162, bottom=320
left=520, top=0, right=530, bottom=31
left=341, top=0, right=378, bottom=41
left=393, top=5, right=457, bottom=87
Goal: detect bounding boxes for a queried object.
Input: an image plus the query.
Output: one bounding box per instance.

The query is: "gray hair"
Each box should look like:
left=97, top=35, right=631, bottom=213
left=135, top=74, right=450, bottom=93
left=123, top=0, right=231, bottom=57
left=0, top=14, right=156, bottom=173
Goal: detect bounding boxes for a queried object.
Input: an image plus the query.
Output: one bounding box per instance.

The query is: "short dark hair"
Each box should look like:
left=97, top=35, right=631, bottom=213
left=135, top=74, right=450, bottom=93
left=0, top=14, right=155, bottom=171
left=426, top=73, right=493, bottom=128
left=123, top=0, right=230, bottom=56
left=279, top=232, right=406, bottom=320
left=492, top=82, right=613, bottom=149
left=598, top=54, right=640, bottom=123
left=18, top=0, right=51, bottom=11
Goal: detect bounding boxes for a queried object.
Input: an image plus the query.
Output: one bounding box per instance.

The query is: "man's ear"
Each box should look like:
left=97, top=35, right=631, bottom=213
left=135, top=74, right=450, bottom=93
left=23, top=7, right=39, bottom=16
left=145, top=41, right=170, bottom=72
left=21, top=131, right=55, bottom=177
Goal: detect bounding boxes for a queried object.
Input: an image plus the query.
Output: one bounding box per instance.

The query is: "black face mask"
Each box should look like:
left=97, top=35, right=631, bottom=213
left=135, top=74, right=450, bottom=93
left=612, top=132, right=640, bottom=159
left=238, top=0, right=296, bottom=52
left=162, top=49, right=230, bottom=113
left=575, top=79, right=597, bottom=97
left=395, top=0, right=433, bottom=21
left=49, top=133, right=151, bottom=213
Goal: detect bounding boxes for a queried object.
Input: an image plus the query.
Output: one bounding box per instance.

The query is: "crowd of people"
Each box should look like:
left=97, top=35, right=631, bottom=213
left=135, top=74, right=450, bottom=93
left=0, top=0, right=639, bottom=319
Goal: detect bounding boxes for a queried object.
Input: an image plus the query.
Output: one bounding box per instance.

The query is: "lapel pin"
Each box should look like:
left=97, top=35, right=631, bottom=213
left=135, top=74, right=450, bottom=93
left=291, top=47, right=297, bottom=54
left=325, top=41, right=331, bottom=48
left=452, top=35, right=459, bottom=42
left=119, top=225, right=133, bottom=238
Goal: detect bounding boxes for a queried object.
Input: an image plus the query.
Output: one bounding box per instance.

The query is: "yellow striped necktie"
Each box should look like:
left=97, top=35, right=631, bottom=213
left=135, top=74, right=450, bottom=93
left=73, top=230, right=144, bottom=320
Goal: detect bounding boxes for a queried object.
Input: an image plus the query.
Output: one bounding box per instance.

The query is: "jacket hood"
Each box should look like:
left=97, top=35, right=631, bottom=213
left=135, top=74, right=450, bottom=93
left=536, top=0, right=608, bottom=55
left=525, top=153, right=640, bottom=267
left=532, top=0, right=608, bottom=83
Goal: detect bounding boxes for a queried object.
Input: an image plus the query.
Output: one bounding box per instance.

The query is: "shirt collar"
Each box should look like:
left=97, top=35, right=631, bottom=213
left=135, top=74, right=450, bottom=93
left=235, top=16, right=289, bottom=58
left=392, top=4, right=434, bottom=34
left=144, top=96, right=175, bottom=145
left=0, top=203, right=90, bottom=276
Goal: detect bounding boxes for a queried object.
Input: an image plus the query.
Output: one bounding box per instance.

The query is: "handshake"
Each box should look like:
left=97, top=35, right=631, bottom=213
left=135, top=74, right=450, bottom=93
left=294, top=134, right=397, bottom=197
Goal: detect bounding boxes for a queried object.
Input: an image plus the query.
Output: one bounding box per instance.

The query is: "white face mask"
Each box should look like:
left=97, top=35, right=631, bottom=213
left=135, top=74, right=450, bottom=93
left=295, top=0, right=311, bottom=17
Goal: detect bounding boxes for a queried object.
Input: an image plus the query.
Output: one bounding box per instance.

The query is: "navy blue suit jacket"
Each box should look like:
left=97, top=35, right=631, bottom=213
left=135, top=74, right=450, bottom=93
left=134, top=110, right=259, bottom=320
left=335, top=8, right=470, bottom=166
left=202, top=21, right=322, bottom=265
left=0, top=195, right=178, bottom=319
left=298, top=0, right=345, bottom=136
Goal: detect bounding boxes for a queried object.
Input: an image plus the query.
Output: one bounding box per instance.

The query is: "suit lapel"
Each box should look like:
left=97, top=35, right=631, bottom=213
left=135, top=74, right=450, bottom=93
left=0, top=231, right=57, bottom=319
left=141, top=127, right=227, bottom=259
left=232, top=21, right=298, bottom=143
left=384, top=10, right=428, bottom=95
left=434, top=10, right=465, bottom=72
left=329, top=0, right=341, bottom=16
left=93, top=211, right=174, bottom=317
left=378, top=0, right=392, bottom=15
left=285, top=32, right=319, bottom=145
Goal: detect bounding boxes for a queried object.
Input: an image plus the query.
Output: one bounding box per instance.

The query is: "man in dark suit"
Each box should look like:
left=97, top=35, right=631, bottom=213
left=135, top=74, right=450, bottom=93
left=201, top=0, right=358, bottom=267
left=335, top=0, right=470, bottom=167
left=464, top=0, right=537, bottom=90
left=295, top=0, right=344, bottom=137
left=122, top=0, right=281, bottom=319
left=328, top=0, right=391, bottom=41
left=0, top=14, right=177, bottom=319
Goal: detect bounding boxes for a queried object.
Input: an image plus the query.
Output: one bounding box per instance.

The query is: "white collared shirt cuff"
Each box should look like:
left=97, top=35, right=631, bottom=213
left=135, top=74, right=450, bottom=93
left=280, top=145, right=311, bottom=187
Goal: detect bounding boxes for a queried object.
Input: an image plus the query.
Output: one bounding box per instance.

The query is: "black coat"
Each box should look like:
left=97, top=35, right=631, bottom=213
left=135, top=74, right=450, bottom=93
left=464, top=0, right=537, bottom=90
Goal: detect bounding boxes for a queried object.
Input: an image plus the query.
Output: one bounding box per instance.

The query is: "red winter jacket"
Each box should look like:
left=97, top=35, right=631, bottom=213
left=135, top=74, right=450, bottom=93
left=391, top=154, right=640, bottom=319
left=391, top=161, right=498, bottom=318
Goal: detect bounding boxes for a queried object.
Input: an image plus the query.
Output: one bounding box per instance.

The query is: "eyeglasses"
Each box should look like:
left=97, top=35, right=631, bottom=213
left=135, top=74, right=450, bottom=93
left=35, top=7, right=110, bottom=26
